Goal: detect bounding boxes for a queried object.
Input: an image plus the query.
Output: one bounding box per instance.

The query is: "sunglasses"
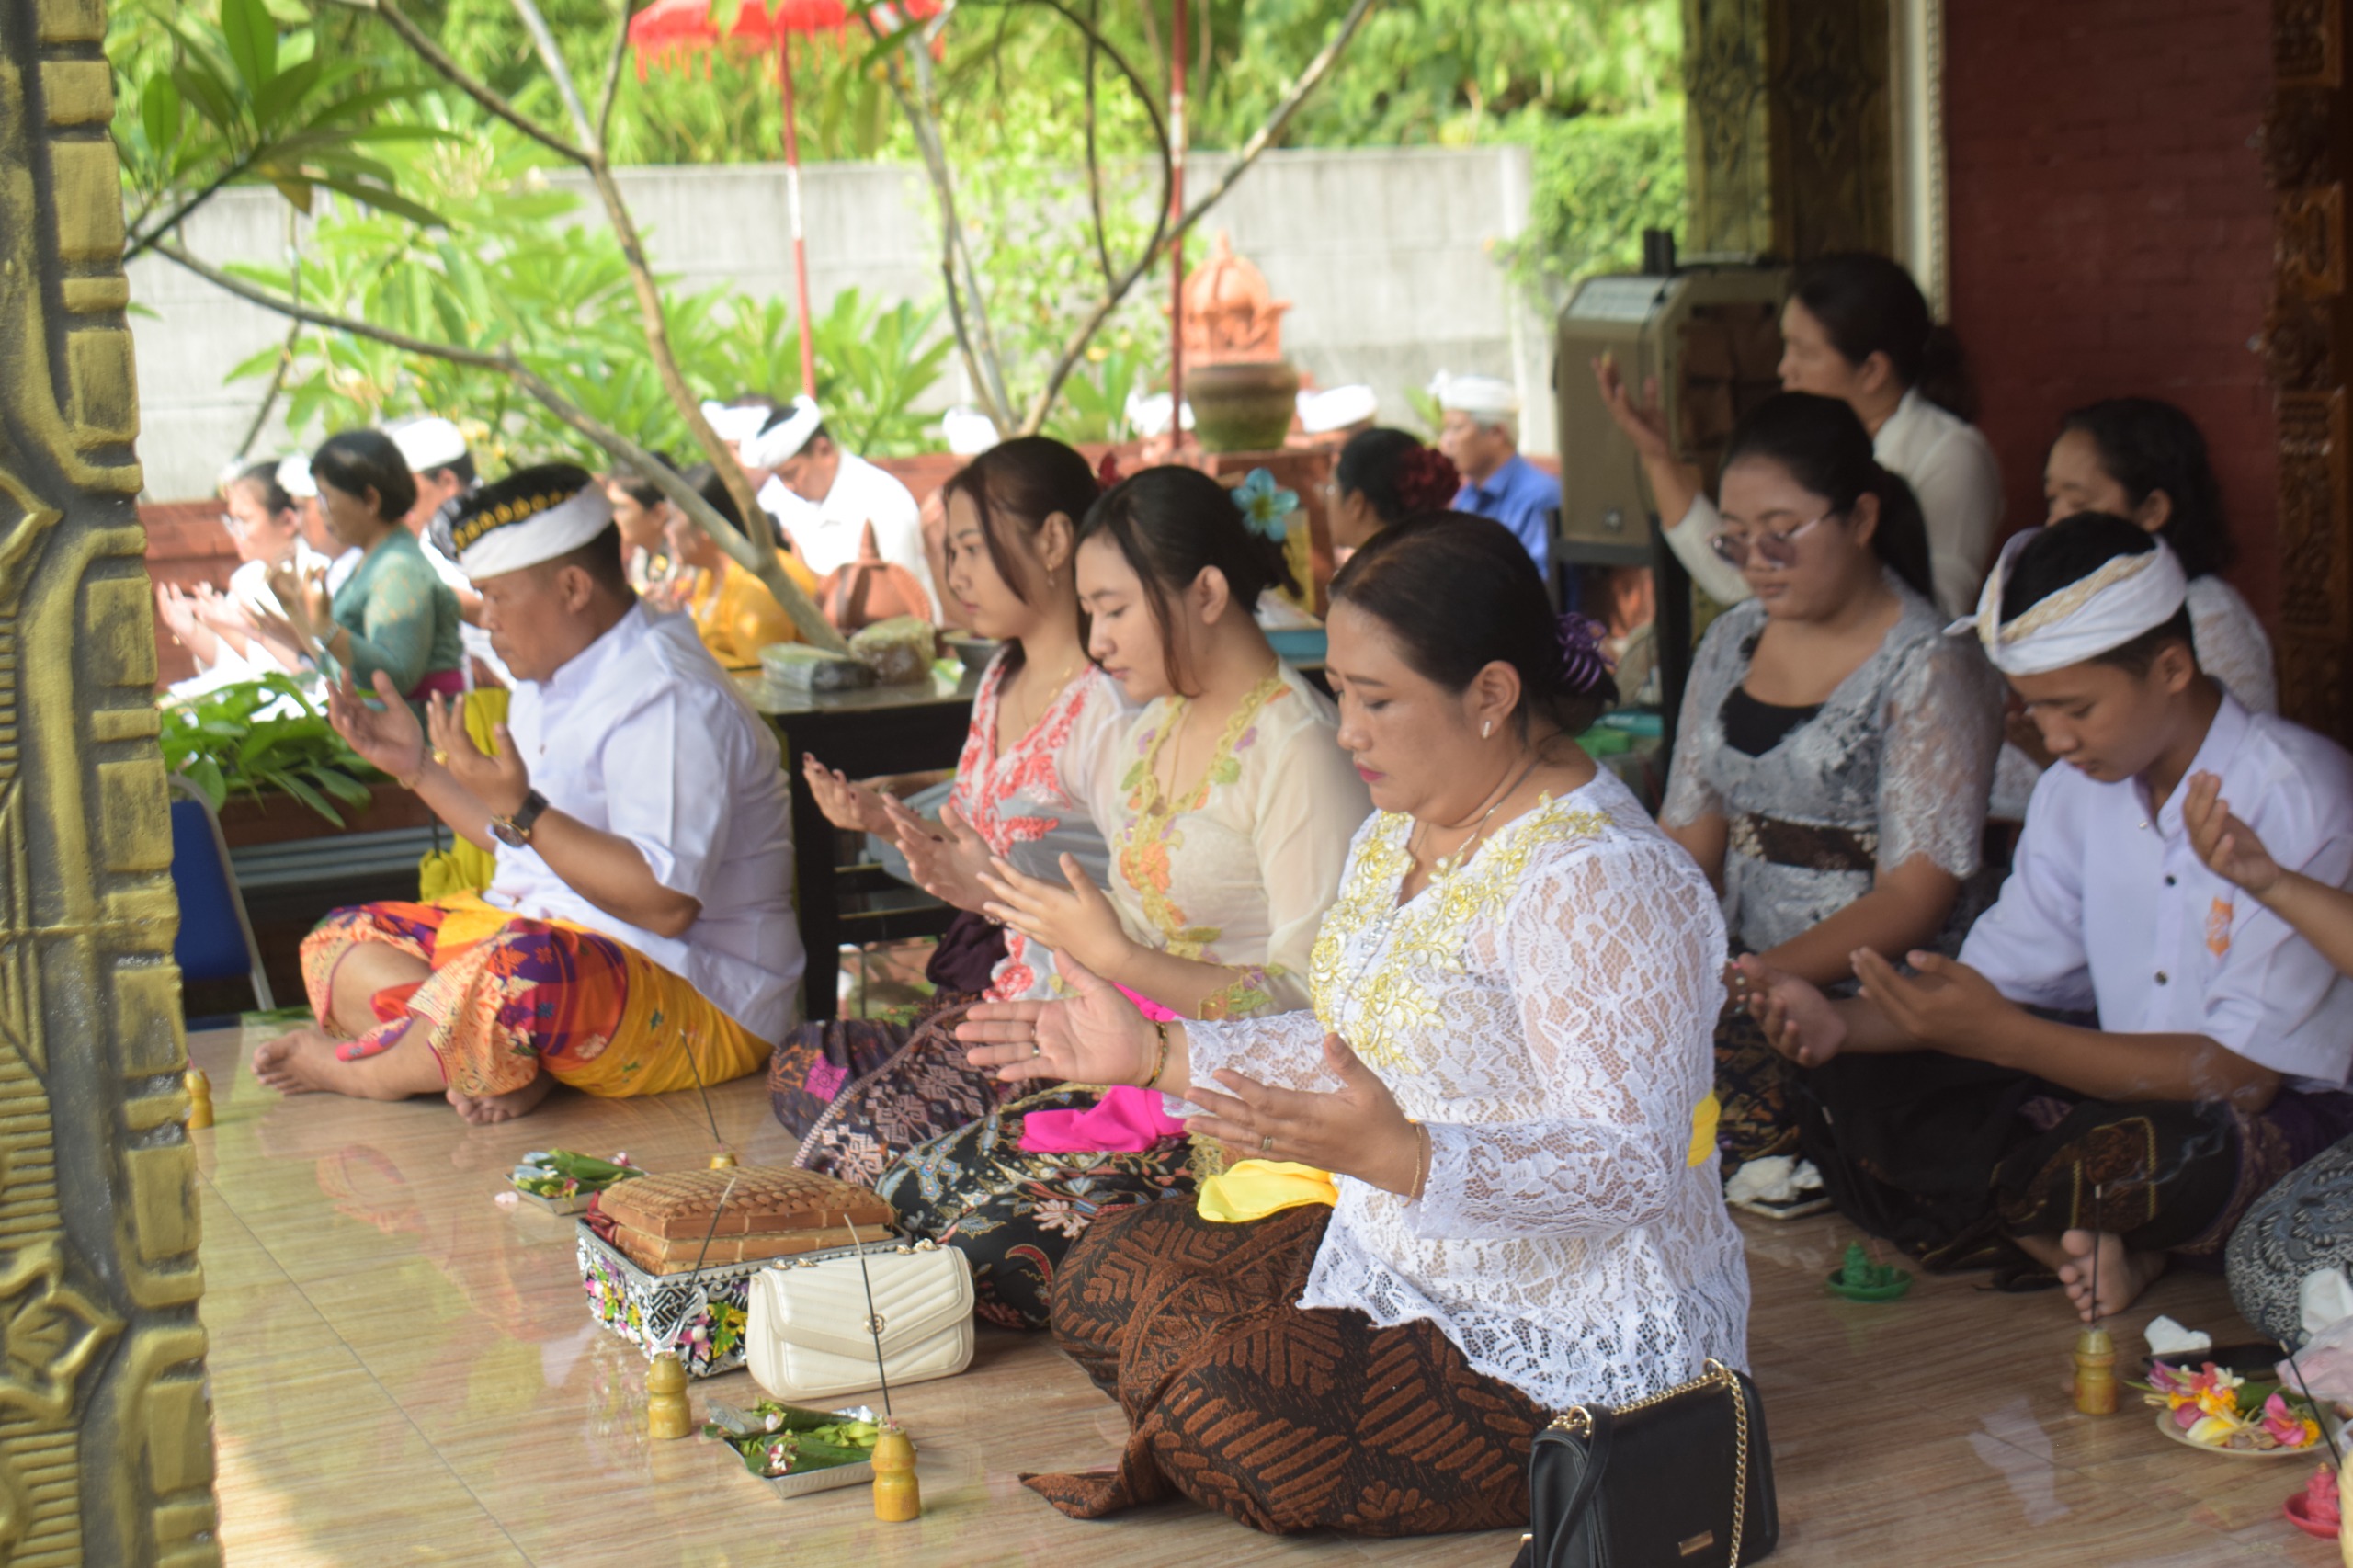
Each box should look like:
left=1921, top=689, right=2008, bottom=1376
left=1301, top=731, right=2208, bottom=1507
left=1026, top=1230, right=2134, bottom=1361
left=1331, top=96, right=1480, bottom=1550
left=1709, top=509, right=1835, bottom=571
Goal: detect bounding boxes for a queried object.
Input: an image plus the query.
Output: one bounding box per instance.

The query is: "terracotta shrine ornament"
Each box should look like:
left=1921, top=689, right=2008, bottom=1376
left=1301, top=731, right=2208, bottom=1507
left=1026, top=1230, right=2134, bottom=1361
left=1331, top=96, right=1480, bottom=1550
left=1182, top=233, right=1302, bottom=453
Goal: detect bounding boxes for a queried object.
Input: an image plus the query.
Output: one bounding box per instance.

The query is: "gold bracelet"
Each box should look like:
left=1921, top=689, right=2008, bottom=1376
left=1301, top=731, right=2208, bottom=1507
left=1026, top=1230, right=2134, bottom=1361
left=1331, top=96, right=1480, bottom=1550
left=1408, top=1119, right=1432, bottom=1202
left=1140, top=1020, right=1172, bottom=1091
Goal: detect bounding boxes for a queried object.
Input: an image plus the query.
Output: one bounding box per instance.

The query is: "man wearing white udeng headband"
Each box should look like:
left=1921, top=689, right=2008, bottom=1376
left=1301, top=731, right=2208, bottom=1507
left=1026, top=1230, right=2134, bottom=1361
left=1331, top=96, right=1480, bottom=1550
left=1743, top=511, right=2353, bottom=1326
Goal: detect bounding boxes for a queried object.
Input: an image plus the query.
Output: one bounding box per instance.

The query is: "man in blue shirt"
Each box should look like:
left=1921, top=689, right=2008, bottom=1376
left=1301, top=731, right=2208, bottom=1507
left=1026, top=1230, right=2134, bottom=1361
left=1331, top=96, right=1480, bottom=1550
left=1435, top=372, right=1559, bottom=576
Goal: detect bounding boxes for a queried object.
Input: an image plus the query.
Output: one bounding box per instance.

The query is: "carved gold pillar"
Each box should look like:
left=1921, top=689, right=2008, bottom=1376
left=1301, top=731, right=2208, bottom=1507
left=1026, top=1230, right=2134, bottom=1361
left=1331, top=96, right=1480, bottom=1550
left=1681, top=0, right=1896, bottom=260
left=2267, top=0, right=2351, bottom=744
left=0, top=2, right=222, bottom=1564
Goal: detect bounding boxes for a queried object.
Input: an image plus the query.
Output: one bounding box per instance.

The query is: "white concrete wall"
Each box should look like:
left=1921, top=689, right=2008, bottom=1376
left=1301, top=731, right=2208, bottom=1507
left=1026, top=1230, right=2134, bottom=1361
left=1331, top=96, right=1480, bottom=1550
left=123, top=144, right=1547, bottom=501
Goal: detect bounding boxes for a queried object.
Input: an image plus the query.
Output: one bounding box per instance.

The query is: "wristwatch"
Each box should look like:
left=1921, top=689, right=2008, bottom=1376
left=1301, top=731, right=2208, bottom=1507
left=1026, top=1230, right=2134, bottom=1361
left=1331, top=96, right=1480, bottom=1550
left=491, top=789, right=550, bottom=848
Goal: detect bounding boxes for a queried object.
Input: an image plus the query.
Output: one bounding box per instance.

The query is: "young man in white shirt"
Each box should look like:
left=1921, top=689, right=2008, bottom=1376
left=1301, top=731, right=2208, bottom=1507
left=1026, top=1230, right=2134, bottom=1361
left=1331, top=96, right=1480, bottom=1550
left=1745, top=512, right=2353, bottom=1320
left=251, top=466, right=802, bottom=1124
left=743, top=397, right=932, bottom=616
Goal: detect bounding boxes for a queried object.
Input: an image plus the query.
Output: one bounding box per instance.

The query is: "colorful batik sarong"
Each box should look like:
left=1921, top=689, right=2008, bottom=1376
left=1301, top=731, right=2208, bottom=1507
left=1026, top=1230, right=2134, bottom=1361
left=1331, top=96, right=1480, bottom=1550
left=300, top=894, right=766, bottom=1097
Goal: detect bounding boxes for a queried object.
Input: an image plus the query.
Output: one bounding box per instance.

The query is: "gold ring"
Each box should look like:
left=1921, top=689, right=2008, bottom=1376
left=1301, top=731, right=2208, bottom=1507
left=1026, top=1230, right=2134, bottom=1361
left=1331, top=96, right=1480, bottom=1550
left=431, top=749, right=449, bottom=767
left=1259, top=1133, right=1274, bottom=1155
left=1031, top=1042, right=1041, bottom=1059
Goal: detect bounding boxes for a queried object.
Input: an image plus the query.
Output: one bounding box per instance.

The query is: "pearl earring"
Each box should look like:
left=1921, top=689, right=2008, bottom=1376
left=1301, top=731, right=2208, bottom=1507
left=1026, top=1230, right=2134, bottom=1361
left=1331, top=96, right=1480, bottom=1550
left=1481, top=721, right=1493, bottom=740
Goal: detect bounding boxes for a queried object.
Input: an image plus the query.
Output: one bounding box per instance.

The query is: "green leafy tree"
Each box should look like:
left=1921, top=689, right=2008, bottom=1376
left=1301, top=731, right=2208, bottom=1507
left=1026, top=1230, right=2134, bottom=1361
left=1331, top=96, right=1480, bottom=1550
left=112, top=0, right=853, bottom=649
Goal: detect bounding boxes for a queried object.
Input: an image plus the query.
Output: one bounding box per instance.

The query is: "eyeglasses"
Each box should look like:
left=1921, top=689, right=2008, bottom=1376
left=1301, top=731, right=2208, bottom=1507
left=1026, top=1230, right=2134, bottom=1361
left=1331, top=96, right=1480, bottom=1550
left=1709, top=510, right=1834, bottom=570
left=219, top=511, right=252, bottom=536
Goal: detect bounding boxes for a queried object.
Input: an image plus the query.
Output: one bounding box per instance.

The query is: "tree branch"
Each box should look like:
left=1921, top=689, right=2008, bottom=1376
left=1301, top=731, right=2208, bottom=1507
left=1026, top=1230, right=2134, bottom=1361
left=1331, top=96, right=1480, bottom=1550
left=1081, top=0, right=1113, bottom=289
left=597, top=0, right=632, bottom=146
left=1176, top=0, right=1375, bottom=226
left=967, top=0, right=1169, bottom=432
left=868, top=16, right=1014, bottom=431
left=317, top=0, right=589, bottom=164
left=335, top=0, right=770, bottom=563
left=508, top=0, right=597, bottom=150
left=1018, top=0, right=1379, bottom=431
left=123, top=148, right=264, bottom=263
left=156, top=240, right=848, bottom=652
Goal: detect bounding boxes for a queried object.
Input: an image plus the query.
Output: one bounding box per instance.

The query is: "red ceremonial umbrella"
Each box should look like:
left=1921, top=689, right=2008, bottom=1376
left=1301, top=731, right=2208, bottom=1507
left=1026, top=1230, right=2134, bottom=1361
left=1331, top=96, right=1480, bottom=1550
left=630, top=0, right=944, bottom=401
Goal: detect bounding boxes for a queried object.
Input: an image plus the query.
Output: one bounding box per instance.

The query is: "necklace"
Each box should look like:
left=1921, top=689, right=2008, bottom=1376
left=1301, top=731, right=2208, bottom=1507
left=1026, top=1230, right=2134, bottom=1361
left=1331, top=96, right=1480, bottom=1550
left=1409, top=752, right=1544, bottom=884
left=1002, top=652, right=1083, bottom=744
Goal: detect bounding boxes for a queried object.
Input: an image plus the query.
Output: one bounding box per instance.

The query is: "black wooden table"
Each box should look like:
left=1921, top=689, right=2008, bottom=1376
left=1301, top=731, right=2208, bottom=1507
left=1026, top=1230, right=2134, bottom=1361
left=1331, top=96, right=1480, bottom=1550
left=738, top=668, right=981, bottom=1020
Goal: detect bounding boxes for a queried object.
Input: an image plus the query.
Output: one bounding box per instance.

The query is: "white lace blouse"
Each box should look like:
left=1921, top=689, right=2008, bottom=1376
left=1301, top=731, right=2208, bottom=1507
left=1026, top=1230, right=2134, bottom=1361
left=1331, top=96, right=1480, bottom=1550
left=1177, top=769, right=1751, bottom=1411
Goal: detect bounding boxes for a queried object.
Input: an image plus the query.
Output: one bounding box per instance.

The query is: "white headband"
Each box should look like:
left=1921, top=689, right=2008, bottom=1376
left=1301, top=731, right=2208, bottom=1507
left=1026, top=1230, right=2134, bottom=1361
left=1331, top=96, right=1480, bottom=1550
left=1949, top=529, right=2189, bottom=676
left=389, top=415, right=470, bottom=472
left=449, top=485, right=616, bottom=582
left=1432, top=371, right=1518, bottom=420
left=942, top=405, right=1001, bottom=457
left=1298, top=384, right=1378, bottom=434
left=700, top=401, right=773, bottom=446
left=742, top=397, right=824, bottom=468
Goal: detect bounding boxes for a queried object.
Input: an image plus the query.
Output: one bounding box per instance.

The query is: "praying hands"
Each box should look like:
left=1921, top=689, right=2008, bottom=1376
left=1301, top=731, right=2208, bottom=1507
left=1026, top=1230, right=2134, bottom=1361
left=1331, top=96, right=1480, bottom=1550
left=324, top=669, right=427, bottom=781
left=885, top=798, right=995, bottom=914
left=800, top=754, right=895, bottom=837
left=425, top=694, right=532, bottom=819
left=977, top=851, right=1137, bottom=982
left=1184, top=1033, right=1426, bottom=1199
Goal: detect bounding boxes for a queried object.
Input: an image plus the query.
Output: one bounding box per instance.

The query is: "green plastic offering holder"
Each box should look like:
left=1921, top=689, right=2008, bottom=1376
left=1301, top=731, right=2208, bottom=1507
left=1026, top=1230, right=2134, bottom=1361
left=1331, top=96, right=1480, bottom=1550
left=1825, top=1241, right=1914, bottom=1302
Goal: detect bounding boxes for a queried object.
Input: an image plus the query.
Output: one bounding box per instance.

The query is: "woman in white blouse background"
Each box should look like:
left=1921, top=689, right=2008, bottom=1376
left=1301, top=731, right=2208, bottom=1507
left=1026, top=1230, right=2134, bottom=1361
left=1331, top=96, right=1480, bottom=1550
left=1991, top=396, right=2278, bottom=819
left=1597, top=251, right=2004, bottom=620
left=956, top=517, right=1747, bottom=1538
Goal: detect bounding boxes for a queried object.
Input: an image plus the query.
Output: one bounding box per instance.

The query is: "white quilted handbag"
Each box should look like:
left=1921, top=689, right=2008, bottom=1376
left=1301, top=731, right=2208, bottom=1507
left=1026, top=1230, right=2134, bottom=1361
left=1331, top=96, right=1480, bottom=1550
left=745, top=1239, right=975, bottom=1403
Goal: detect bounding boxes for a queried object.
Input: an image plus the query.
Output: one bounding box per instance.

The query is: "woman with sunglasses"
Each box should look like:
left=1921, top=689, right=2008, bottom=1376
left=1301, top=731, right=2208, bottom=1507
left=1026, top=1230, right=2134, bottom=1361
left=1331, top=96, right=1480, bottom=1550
left=1658, top=392, right=2004, bottom=1183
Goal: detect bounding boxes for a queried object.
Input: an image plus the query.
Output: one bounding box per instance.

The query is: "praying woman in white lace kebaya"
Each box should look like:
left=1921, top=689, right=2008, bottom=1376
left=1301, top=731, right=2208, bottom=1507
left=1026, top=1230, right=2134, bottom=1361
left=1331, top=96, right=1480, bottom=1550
left=953, top=517, right=1749, bottom=1538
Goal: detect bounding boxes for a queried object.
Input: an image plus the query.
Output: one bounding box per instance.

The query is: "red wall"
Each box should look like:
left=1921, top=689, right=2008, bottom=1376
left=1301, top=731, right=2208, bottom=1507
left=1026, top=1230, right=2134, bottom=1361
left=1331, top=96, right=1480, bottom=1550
left=1945, top=0, right=2279, bottom=623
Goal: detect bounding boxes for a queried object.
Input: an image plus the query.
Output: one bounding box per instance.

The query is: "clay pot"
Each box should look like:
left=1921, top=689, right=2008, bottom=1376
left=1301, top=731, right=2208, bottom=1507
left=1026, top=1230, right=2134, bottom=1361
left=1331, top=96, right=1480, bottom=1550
left=1188, top=359, right=1302, bottom=453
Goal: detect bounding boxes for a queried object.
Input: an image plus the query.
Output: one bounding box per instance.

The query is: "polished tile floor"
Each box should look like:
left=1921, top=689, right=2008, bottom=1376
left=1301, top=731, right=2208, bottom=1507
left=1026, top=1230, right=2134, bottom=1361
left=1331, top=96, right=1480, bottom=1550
left=187, top=1022, right=2333, bottom=1566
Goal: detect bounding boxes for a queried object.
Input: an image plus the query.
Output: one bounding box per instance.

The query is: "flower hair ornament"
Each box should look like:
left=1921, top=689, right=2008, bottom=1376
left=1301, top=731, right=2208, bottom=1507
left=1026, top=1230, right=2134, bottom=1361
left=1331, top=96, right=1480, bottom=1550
left=1555, top=613, right=1615, bottom=696
left=1395, top=446, right=1461, bottom=514
left=1096, top=451, right=1123, bottom=491
left=1231, top=469, right=1299, bottom=544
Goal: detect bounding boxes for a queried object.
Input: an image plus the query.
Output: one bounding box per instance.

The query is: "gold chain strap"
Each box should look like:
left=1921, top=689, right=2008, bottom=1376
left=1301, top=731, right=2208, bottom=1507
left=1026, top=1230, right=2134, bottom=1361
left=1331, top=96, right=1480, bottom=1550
left=1545, top=1359, right=1749, bottom=1567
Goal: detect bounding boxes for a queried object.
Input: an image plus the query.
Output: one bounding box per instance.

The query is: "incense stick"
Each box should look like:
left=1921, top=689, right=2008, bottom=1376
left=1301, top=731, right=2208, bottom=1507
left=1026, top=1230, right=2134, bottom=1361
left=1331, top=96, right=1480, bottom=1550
left=846, top=1218, right=893, bottom=1418
left=684, top=1171, right=742, bottom=1278
left=2282, top=1349, right=2346, bottom=1471
left=2088, top=1183, right=2103, bottom=1329
left=678, top=1027, right=728, bottom=1153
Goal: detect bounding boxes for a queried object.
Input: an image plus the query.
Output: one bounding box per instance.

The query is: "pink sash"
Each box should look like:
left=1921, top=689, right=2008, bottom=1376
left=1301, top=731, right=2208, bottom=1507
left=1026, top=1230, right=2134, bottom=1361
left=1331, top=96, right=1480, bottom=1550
left=1017, top=983, right=1188, bottom=1153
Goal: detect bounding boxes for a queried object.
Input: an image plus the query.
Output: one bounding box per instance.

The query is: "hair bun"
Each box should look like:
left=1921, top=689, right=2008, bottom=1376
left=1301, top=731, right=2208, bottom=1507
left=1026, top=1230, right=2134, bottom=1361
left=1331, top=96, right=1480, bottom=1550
left=1395, top=446, right=1461, bottom=514
left=1555, top=613, right=1614, bottom=696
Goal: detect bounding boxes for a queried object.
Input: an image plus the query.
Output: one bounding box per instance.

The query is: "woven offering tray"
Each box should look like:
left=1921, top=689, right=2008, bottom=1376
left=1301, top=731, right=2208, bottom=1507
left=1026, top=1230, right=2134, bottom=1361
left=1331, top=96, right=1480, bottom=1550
left=596, top=1165, right=894, bottom=1241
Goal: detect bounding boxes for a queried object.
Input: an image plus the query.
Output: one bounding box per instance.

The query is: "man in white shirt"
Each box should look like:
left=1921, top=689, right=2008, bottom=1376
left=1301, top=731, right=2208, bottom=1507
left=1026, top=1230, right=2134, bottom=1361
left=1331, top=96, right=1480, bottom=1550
left=389, top=415, right=510, bottom=687
left=1745, top=513, right=2353, bottom=1321
left=252, top=465, right=802, bottom=1124
left=743, top=397, right=931, bottom=614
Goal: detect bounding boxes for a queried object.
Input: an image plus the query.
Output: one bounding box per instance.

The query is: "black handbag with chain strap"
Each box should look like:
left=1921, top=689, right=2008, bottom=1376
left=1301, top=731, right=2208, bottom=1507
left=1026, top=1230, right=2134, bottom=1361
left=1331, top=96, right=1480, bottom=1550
left=1510, top=1359, right=1779, bottom=1568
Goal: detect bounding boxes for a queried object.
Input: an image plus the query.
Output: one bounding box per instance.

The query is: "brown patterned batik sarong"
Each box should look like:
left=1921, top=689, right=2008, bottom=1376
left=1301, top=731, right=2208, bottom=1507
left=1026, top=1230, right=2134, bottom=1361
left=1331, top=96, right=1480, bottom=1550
left=770, top=997, right=1009, bottom=1185
left=1022, top=1201, right=1544, bottom=1537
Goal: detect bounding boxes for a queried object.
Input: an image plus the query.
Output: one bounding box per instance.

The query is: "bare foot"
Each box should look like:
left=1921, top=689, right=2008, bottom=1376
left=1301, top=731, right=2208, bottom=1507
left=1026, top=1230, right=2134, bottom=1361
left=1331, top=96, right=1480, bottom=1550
left=253, top=1023, right=447, bottom=1103
left=2053, top=1229, right=2167, bottom=1323
left=446, top=1074, right=555, bottom=1125
left=252, top=1028, right=346, bottom=1095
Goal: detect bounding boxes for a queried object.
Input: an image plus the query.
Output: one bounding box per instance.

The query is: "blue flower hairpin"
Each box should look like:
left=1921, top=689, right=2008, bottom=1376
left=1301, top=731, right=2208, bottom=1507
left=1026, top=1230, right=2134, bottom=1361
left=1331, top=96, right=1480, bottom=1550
left=1232, top=469, right=1299, bottom=544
